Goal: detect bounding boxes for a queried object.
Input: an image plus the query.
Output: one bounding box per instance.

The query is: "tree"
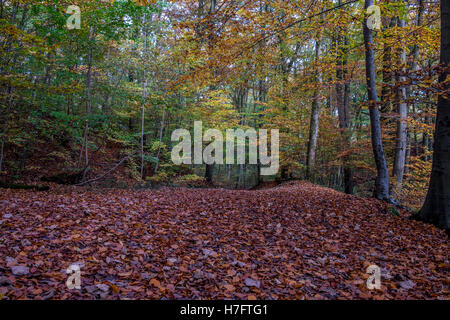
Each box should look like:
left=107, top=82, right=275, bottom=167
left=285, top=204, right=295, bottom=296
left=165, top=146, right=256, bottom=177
left=418, top=0, right=450, bottom=232
left=336, top=26, right=353, bottom=194
left=392, top=14, right=408, bottom=190
left=306, top=39, right=321, bottom=180
left=200, top=0, right=217, bottom=185
left=363, top=0, right=391, bottom=201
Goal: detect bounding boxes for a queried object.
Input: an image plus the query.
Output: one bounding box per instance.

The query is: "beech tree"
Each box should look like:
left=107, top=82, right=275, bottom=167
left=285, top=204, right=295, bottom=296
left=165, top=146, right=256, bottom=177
left=306, top=39, right=321, bottom=180
left=419, top=0, right=450, bottom=232
left=363, top=0, right=391, bottom=201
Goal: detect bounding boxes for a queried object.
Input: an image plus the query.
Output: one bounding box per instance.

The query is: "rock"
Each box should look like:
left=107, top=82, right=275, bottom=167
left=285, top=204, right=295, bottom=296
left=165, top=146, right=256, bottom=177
left=11, top=265, right=29, bottom=276
left=244, top=277, right=261, bottom=288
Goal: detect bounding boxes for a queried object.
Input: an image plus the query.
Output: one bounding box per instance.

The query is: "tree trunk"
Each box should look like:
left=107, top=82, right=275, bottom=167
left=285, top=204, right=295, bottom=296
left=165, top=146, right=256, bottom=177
left=306, top=39, right=321, bottom=180
left=141, top=13, right=149, bottom=180
left=410, top=0, right=424, bottom=73
left=200, top=0, right=216, bottom=185
left=393, top=17, right=408, bottom=188
left=406, top=1, right=425, bottom=171
left=0, top=137, right=4, bottom=172
left=336, top=32, right=353, bottom=194
left=154, top=107, right=166, bottom=174
left=418, top=0, right=450, bottom=232
left=363, top=0, right=390, bottom=200
left=205, top=163, right=214, bottom=184
left=381, top=17, right=396, bottom=122
left=79, top=27, right=94, bottom=177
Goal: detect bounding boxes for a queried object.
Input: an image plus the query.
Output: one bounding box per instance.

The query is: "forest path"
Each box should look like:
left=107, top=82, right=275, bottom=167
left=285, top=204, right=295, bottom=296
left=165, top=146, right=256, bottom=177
left=0, top=181, right=448, bottom=299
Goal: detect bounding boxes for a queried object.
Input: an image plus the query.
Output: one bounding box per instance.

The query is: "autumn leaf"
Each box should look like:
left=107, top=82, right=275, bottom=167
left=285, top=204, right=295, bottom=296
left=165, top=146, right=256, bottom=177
left=149, top=279, right=161, bottom=288
left=224, top=284, right=235, bottom=292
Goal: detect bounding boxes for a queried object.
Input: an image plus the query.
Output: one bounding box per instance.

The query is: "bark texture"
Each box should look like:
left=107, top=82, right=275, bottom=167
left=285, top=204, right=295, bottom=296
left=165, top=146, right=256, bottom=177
left=363, top=0, right=390, bottom=200
left=419, top=0, right=450, bottom=232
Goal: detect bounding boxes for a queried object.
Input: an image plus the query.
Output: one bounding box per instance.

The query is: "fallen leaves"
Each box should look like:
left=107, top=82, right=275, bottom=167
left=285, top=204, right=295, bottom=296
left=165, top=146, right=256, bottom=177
left=0, top=181, right=448, bottom=300
left=10, top=265, right=29, bottom=276
left=399, top=280, right=416, bottom=290
left=244, top=278, right=261, bottom=288
left=106, top=282, right=120, bottom=294
left=149, top=279, right=161, bottom=288
left=224, top=284, right=235, bottom=292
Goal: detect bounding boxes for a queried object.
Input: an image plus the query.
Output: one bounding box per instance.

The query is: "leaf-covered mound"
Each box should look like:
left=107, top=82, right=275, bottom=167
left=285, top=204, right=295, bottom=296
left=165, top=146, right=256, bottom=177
left=0, top=181, right=448, bottom=300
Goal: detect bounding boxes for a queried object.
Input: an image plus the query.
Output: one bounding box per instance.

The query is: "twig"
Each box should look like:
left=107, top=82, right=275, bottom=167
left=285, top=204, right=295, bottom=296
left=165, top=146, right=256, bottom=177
left=76, top=152, right=137, bottom=186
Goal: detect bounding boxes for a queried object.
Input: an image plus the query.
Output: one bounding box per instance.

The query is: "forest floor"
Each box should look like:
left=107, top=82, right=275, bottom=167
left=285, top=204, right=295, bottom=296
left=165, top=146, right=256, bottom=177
left=0, top=181, right=448, bottom=300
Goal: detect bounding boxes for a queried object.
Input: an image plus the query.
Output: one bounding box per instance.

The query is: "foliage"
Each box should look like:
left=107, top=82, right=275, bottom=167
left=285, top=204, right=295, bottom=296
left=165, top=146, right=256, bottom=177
left=0, top=0, right=443, bottom=208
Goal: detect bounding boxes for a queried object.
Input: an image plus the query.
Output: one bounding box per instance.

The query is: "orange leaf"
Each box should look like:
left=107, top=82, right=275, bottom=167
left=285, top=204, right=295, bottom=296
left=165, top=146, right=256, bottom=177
left=224, top=284, right=235, bottom=292
left=106, top=282, right=120, bottom=294
left=149, top=279, right=161, bottom=287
